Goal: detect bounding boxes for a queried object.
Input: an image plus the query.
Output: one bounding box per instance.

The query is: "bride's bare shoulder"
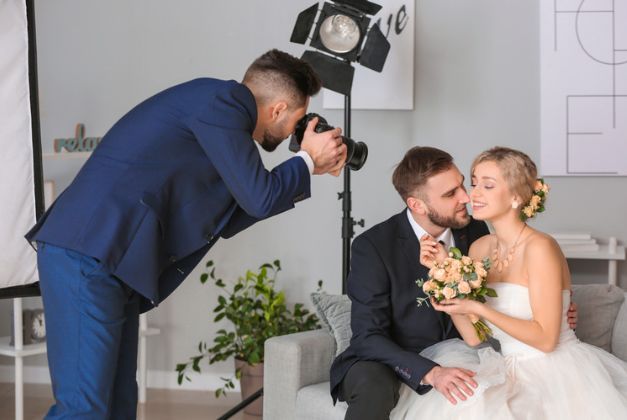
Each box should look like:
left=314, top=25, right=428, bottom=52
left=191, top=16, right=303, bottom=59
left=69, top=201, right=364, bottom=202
left=469, top=234, right=494, bottom=259
left=524, top=230, right=564, bottom=259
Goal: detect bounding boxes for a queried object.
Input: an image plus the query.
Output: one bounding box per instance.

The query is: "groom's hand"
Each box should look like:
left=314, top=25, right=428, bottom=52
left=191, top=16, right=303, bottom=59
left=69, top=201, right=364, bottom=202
left=423, top=366, right=477, bottom=405
left=419, top=235, right=448, bottom=268
left=567, top=293, right=578, bottom=330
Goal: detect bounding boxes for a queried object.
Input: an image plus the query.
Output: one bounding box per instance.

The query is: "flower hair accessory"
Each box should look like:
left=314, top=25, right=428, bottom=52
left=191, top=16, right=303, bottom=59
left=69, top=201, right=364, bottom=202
left=520, top=178, right=549, bottom=221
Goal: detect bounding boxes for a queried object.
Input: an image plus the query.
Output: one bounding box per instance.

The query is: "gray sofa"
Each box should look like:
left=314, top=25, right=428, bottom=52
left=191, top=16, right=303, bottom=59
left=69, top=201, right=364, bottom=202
left=264, top=284, right=627, bottom=420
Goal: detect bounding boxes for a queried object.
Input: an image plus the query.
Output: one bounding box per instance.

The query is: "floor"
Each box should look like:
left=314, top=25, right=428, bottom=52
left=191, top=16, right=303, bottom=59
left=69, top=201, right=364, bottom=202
left=0, top=383, right=256, bottom=419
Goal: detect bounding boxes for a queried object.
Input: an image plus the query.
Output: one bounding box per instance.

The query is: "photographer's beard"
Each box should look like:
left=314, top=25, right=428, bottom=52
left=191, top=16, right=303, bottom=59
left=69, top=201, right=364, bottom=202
left=426, top=203, right=471, bottom=230
left=259, top=120, right=289, bottom=152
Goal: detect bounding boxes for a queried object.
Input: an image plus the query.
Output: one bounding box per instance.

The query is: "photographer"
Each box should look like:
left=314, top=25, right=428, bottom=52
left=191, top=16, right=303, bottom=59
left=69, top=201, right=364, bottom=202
left=26, top=49, right=346, bottom=419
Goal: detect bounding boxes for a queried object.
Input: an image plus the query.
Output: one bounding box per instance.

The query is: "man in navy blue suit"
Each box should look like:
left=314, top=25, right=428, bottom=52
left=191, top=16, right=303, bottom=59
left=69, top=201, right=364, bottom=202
left=330, top=146, right=578, bottom=420
left=26, top=49, right=346, bottom=419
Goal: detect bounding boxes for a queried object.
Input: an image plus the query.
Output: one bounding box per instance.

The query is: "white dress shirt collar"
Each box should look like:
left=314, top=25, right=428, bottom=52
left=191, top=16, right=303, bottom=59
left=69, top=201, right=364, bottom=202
left=406, top=208, right=455, bottom=249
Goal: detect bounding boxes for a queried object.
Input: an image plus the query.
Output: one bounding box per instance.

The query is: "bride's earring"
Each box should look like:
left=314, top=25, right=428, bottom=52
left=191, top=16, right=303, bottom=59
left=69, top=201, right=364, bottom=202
left=512, top=201, right=519, bottom=209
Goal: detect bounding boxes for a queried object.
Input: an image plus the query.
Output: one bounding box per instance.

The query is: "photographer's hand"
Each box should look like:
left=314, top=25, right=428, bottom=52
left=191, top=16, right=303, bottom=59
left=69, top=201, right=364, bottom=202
left=300, top=117, right=345, bottom=176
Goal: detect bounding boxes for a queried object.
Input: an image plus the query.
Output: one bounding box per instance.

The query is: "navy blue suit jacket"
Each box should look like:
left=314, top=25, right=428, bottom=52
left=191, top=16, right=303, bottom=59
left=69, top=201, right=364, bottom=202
left=330, top=211, right=489, bottom=401
left=26, top=78, right=310, bottom=311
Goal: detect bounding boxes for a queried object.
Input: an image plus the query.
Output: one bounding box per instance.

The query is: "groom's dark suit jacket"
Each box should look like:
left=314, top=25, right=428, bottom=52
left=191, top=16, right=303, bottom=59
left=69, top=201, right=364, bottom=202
left=330, top=210, right=489, bottom=401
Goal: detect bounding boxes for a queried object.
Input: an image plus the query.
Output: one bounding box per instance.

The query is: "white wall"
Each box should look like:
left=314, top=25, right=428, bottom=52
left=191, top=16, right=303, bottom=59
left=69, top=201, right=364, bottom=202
left=1, top=0, right=626, bottom=388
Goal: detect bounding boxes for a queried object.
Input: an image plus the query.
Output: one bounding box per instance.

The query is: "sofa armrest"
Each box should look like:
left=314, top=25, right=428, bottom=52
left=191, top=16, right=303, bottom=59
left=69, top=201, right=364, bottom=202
left=611, top=293, right=627, bottom=362
left=264, top=329, right=335, bottom=420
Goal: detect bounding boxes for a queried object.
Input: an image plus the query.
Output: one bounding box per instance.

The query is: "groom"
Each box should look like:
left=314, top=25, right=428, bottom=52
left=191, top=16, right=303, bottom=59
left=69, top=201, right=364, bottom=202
left=330, top=146, right=577, bottom=419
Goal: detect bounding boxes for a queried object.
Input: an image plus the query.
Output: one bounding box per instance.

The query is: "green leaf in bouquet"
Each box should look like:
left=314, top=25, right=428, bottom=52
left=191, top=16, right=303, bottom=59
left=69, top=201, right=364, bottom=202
left=449, top=247, right=463, bottom=259
left=486, top=288, right=498, bottom=298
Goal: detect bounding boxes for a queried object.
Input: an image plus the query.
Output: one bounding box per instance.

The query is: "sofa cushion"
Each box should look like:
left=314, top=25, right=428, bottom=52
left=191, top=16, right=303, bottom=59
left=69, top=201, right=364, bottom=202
left=611, top=293, right=627, bottom=361
left=296, top=382, right=347, bottom=420
left=571, top=284, right=625, bottom=352
left=311, top=293, right=352, bottom=356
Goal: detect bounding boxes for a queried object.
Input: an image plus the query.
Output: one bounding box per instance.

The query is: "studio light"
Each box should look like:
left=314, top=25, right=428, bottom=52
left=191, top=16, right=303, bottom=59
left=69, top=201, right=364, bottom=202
left=290, top=0, right=391, bottom=292
left=290, top=0, right=390, bottom=96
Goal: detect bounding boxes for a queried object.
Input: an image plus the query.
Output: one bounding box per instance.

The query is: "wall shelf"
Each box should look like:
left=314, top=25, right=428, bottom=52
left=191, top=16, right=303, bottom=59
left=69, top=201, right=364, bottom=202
left=0, top=335, right=46, bottom=358
left=559, top=237, right=625, bottom=286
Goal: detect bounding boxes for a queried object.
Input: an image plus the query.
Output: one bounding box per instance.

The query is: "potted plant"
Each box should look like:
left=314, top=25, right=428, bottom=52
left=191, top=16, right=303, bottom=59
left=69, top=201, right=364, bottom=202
left=176, top=259, right=321, bottom=417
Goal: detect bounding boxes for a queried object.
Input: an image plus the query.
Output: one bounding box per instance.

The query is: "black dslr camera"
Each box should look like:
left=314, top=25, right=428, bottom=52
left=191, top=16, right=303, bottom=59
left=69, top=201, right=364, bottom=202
left=289, top=113, right=368, bottom=171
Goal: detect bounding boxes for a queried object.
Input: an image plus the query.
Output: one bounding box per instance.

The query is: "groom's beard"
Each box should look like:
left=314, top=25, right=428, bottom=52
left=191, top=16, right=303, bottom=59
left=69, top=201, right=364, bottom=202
left=426, top=204, right=471, bottom=230
left=260, top=119, right=289, bottom=152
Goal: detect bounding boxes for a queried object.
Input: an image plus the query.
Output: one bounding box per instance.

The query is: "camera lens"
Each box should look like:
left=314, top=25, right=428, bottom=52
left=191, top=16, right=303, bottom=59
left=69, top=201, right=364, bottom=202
left=344, top=138, right=368, bottom=171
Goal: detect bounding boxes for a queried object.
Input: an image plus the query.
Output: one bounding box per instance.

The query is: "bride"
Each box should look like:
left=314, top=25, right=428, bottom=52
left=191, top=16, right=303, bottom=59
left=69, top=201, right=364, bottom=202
left=391, top=147, right=627, bottom=419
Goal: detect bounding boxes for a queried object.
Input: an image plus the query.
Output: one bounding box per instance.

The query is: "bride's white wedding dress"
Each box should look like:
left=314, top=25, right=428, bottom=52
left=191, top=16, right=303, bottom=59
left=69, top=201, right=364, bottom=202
left=390, top=283, right=627, bottom=419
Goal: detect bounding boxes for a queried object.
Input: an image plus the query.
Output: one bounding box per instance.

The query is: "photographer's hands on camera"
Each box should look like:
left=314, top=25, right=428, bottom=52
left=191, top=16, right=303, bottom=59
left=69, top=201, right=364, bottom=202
left=300, top=117, right=347, bottom=177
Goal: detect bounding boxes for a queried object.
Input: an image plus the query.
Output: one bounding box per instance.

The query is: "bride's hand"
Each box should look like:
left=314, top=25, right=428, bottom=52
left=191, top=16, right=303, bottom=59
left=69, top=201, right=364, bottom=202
left=419, top=235, right=448, bottom=268
left=431, top=297, right=482, bottom=317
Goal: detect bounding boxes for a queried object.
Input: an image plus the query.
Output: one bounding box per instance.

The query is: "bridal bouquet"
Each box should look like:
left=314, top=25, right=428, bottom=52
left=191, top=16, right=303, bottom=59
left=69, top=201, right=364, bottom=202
left=416, top=248, right=496, bottom=341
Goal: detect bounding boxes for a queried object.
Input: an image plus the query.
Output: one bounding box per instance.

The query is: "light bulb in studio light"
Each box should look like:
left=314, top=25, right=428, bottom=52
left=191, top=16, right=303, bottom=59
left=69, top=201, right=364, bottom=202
left=319, top=14, right=361, bottom=54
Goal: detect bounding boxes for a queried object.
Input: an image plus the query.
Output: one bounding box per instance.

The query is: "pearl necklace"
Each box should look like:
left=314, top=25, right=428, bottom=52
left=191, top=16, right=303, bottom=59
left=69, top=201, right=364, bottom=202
left=491, top=224, right=527, bottom=273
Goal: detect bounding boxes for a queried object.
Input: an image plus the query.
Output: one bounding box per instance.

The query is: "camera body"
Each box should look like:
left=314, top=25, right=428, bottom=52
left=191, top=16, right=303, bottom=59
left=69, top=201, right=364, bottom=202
left=289, top=113, right=368, bottom=171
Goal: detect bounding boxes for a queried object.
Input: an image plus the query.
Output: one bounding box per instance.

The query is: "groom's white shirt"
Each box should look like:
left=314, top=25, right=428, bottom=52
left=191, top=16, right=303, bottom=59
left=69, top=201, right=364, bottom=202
left=406, top=208, right=455, bottom=387
left=406, top=209, right=455, bottom=250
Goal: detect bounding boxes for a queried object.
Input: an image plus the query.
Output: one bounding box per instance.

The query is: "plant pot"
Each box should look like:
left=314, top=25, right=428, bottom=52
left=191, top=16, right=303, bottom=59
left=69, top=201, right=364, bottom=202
left=235, top=358, right=264, bottom=417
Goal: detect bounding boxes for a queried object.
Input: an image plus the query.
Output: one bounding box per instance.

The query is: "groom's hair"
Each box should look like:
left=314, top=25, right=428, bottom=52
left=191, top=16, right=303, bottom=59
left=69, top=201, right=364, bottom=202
left=393, top=146, right=454, bottom=201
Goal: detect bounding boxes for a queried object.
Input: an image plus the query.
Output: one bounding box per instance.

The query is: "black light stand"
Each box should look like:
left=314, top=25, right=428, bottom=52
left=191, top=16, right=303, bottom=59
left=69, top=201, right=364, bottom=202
left=340, top=94, right=364, bottom=293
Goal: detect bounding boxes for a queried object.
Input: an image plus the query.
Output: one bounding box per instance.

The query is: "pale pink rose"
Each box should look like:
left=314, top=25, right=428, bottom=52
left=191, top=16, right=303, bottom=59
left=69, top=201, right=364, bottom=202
left=461, top=256, right=472, bottom=265
left=475, top=266, right=488, bottom=278
left=442, top=286, right=457, bottom=299
left=470, top=278, right=483, bottom=289
left=450, top=259, right=462, bottom=271
left=422, top=280, right=437, bottom=293
left=534, top=180, right=543, bottom=191
left=458, top=281, right=471, bottom=294
left=530, top=195, right=542, bottom=207
left=523, top=206, right=534, bottom=218
left=542, top=183, right=550, bottom=193
left=444, top=269, right=462, bottom=284
left=433, top=268, right=446, bottom=281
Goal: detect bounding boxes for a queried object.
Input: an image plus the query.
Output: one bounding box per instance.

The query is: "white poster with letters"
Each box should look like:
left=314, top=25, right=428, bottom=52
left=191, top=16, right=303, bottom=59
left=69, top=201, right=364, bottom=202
left=0, top=0, right=39, bottom=288
left=323, top=0, right=415, bottom=110
left=541, top=0, right=627, bottom=175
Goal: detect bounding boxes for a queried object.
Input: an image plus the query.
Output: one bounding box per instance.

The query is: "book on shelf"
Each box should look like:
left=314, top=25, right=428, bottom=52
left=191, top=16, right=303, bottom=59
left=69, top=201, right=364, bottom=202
left=558, top=243, right=601, bottom=252
left=549, top=233, right=592, bottom=241
left=555, top=238, right=598, bottom=246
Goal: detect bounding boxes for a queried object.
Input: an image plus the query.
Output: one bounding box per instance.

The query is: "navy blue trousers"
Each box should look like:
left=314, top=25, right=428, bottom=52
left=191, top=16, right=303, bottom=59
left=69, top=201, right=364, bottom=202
left=38, top=243, right=140, bottom=419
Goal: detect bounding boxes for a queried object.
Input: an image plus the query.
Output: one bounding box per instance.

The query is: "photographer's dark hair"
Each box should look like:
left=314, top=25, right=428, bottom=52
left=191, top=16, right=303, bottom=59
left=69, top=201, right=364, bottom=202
left=243, top=49, right=321, bottom=108
left=392, top=146, right=454, bottom=201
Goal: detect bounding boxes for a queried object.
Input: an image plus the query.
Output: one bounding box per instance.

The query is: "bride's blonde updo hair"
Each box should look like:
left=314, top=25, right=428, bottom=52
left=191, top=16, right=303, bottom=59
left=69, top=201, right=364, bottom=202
left=471, top=147, right=538, bottom=207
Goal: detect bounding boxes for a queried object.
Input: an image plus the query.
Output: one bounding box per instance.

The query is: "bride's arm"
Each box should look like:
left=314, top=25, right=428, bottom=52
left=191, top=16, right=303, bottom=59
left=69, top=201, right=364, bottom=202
left=448, top=314, right=483, bottom=347
left=474, top=235, right=565, bottom=352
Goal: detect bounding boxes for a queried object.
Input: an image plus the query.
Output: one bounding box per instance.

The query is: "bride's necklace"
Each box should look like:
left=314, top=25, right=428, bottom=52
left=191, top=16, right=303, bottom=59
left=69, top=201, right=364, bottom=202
left=492, top=224, right=527, bottom=273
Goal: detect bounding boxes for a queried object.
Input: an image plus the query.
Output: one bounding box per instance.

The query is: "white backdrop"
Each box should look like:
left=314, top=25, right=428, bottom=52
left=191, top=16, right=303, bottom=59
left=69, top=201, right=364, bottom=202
left=0, top=0, right=39, bottom=288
